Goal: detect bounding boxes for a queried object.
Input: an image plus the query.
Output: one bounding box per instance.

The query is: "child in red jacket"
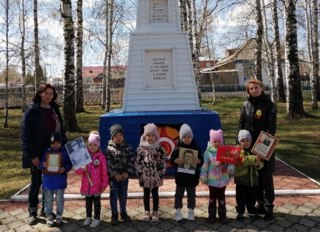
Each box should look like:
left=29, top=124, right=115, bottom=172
left=75, top=131, right=109, bottom=228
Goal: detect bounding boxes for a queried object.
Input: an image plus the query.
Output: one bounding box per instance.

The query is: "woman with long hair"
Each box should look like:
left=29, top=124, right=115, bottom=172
left=21, top=83, right=66, bottom=225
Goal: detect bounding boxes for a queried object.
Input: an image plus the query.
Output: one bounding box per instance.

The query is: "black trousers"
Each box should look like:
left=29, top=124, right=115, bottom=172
left=174, top=185, right=196, bottom=209
left=143, top=187, right=159, bottom=211
left=236, top=184, right=258, bottom=214
left=257, top=162, right=275, bottom=209
left=28, top=166, right=42, bottom=215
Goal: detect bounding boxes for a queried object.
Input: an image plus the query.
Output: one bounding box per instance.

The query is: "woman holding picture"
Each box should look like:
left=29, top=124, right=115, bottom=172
left=239, top=79, right=277, bottom=220
left=21, top=83, right=66, bottom=225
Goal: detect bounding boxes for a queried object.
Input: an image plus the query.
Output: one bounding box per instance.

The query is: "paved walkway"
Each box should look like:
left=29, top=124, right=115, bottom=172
left=1, top=159, right=320, bottom=231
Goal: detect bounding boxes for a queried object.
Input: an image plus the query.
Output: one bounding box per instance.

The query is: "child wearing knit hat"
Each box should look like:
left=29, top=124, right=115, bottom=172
left=41, top=132, right=72, bottom=227
left=234, top=129, right=264, bottom=221
left=105, top=124, right=135, bottom=225
left=200, top=129, right=234, bottom=224
left=170, top=123, right=203, bottom=222
left=135, top=123, right=166, bottom=222
left=75, top=131, right=109, bottom=228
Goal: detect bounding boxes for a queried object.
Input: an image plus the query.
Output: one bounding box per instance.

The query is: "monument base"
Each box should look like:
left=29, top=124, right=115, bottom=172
left=99, top=109, right=221, bottom=153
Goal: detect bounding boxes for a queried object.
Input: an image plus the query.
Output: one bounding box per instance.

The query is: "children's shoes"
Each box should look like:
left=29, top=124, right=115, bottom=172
left=90, top=219, right=100, bottom=228
left=46, top=215, right=55, bottom=227
left=188, top=209, right=195, bottom=221
left=143, top=211, right=150, bottom=221
left=175, top=208, right=183, bottom=222
left=56, top=215, right=63, bottom=226
left=83, top=217, right=92, bottom=226
left=151, top=211, right=159, bottom=222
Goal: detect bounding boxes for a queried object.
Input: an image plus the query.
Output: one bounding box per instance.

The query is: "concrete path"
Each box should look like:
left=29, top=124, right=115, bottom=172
left=1, top=159, right=319, bottom=232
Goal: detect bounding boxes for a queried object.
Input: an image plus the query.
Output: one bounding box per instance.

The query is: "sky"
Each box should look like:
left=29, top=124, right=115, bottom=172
left=0, top=0, right=308, bottom=80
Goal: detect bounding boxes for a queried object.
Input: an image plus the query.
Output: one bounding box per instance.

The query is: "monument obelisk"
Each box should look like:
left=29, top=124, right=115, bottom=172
left=100, top=0, right=221, bottom=159
left=123, top=0, right=200, bottom=112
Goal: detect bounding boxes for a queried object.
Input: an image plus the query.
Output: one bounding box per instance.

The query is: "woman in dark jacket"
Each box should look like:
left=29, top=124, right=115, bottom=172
left=239, top=79, right=277, bottom=220
left=21, top=83, right=66, bottom=225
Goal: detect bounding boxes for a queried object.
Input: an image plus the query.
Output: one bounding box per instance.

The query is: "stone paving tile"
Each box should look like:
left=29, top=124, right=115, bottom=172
left=1, top=196, right=320, bottom=232
left=2, top=159, right=320, bottom=231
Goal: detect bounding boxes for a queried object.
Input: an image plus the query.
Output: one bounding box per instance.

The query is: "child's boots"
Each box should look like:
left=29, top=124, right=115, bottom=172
left=207, top=207, right=216, bottom=223
left=218, top=207, right=227, bottom=224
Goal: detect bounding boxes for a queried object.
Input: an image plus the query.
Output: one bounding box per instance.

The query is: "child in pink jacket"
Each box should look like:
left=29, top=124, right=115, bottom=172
left=75, top=131, right=109, bottom=228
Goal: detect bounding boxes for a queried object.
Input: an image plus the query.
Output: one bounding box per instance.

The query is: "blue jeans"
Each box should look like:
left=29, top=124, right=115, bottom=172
left=44, top=189, right=65, bottom=217
left=109, top=178, right=128, bottom=214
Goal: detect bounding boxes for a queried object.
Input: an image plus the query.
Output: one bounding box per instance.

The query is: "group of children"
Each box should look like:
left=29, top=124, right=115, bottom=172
left=40, top=123, right=268, bottom=228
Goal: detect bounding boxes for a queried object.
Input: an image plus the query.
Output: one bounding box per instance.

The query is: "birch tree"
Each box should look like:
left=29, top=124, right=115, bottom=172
left=310, top=0, right=318, bottom=109
left=261, top=0, right=276, bottom=103
left=75, top=0, right=84, bottom=112
left=3, top=0, right=10, bottom=128
left=272, top=0, right=286, bottom=102
left=255, top=0, right=263, bottom=81
left=106, top=0, right=114, bottom=112
left=284, top=0, right=305, bottom=118
left=102, top=0, right=109, bottom=110
left=60, top=0, right=79, bottom=131
left=19, top=0, right=28, bottom=111
left=33, top=0, right=43, bottom=88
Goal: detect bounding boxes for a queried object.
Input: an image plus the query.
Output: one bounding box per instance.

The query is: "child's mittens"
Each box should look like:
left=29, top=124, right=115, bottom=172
left=114, top=174, right=122, bottom=182
left=59, top=167, right=65, bottom=174
left=200, top=176, right=207, bottom=185
left=256, top=160, right=264, bottom=170
left=121, top=172, right=129, bottom=180
left=213, top=160, right=220, bottom=166
left=227, top=165, right=234, bottom=175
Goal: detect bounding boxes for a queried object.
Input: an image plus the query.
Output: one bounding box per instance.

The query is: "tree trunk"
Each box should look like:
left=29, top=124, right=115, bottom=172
left=33, top=0, right=43, bottom=89
left=75, top=0, right=85, bottom=113
left=102, top=0, right=109, bottom=110
left=205, top=22, right=215, bottom=105
left=284, top=0, right=305, bottom=118
left=311, top=0, right=319, bottom=109
left=61, top=0, right=79, bottom=131
left=106, top=0, right=114, bottom=112
left=272, top=0, right=286, bottom=102
left=4, top=0, right=9, bottom=128
left=179, top=0, right=187, bottom=31
left=255, top=0, right=263, bottom=81
left=194, top=0, right=204, bottom=101
left=20, top=0, right=27, bottom=112
left=261, top=0, right=276, bottom=103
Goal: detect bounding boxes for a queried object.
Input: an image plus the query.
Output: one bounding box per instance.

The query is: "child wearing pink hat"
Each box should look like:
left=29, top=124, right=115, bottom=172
left=200, top=129, right=234, bottom=224
left=75, top=131, right=109, bottom=228
left=135, top=123, right=166, bottom=222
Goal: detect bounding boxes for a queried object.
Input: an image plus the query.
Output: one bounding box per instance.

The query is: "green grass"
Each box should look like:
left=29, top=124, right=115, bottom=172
left=0, top=99, right=319, bottom=199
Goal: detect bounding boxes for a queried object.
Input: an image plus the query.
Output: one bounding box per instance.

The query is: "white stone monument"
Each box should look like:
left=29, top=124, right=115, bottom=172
left=123, top=0, right=200, bottom=112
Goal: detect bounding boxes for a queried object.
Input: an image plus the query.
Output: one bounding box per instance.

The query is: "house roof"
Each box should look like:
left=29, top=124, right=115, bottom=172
left=82, top=66, right=127, bottom=78
left=214, top=38, right=256, bottom=69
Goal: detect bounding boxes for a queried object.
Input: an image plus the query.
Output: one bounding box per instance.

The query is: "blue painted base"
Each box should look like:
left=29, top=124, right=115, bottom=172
left=99, top=109, right=221, bottom=153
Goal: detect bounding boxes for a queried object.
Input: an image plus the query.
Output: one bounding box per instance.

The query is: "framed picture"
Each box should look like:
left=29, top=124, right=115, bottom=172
left=46, top=152, right=61, bottom=173
left=251, top=131, right=279, bottom=161
left=216, top=146, right=241, bottom=164
left=65, top=137, right=92, bottom=170
left=177, top=147, right=198, bottom=174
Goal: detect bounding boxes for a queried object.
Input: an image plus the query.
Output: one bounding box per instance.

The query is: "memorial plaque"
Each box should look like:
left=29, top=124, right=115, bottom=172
left=149, top=0, right=168, bottom=23
left=145, top=50, right=173, bottom=89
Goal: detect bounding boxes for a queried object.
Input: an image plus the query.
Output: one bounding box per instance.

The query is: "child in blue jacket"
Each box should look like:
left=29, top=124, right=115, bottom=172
left=41, top=132, right=72, bottom=227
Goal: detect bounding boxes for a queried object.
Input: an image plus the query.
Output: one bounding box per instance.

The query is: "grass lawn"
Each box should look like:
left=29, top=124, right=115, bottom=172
left=0, top=98, right=319, bottom=199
